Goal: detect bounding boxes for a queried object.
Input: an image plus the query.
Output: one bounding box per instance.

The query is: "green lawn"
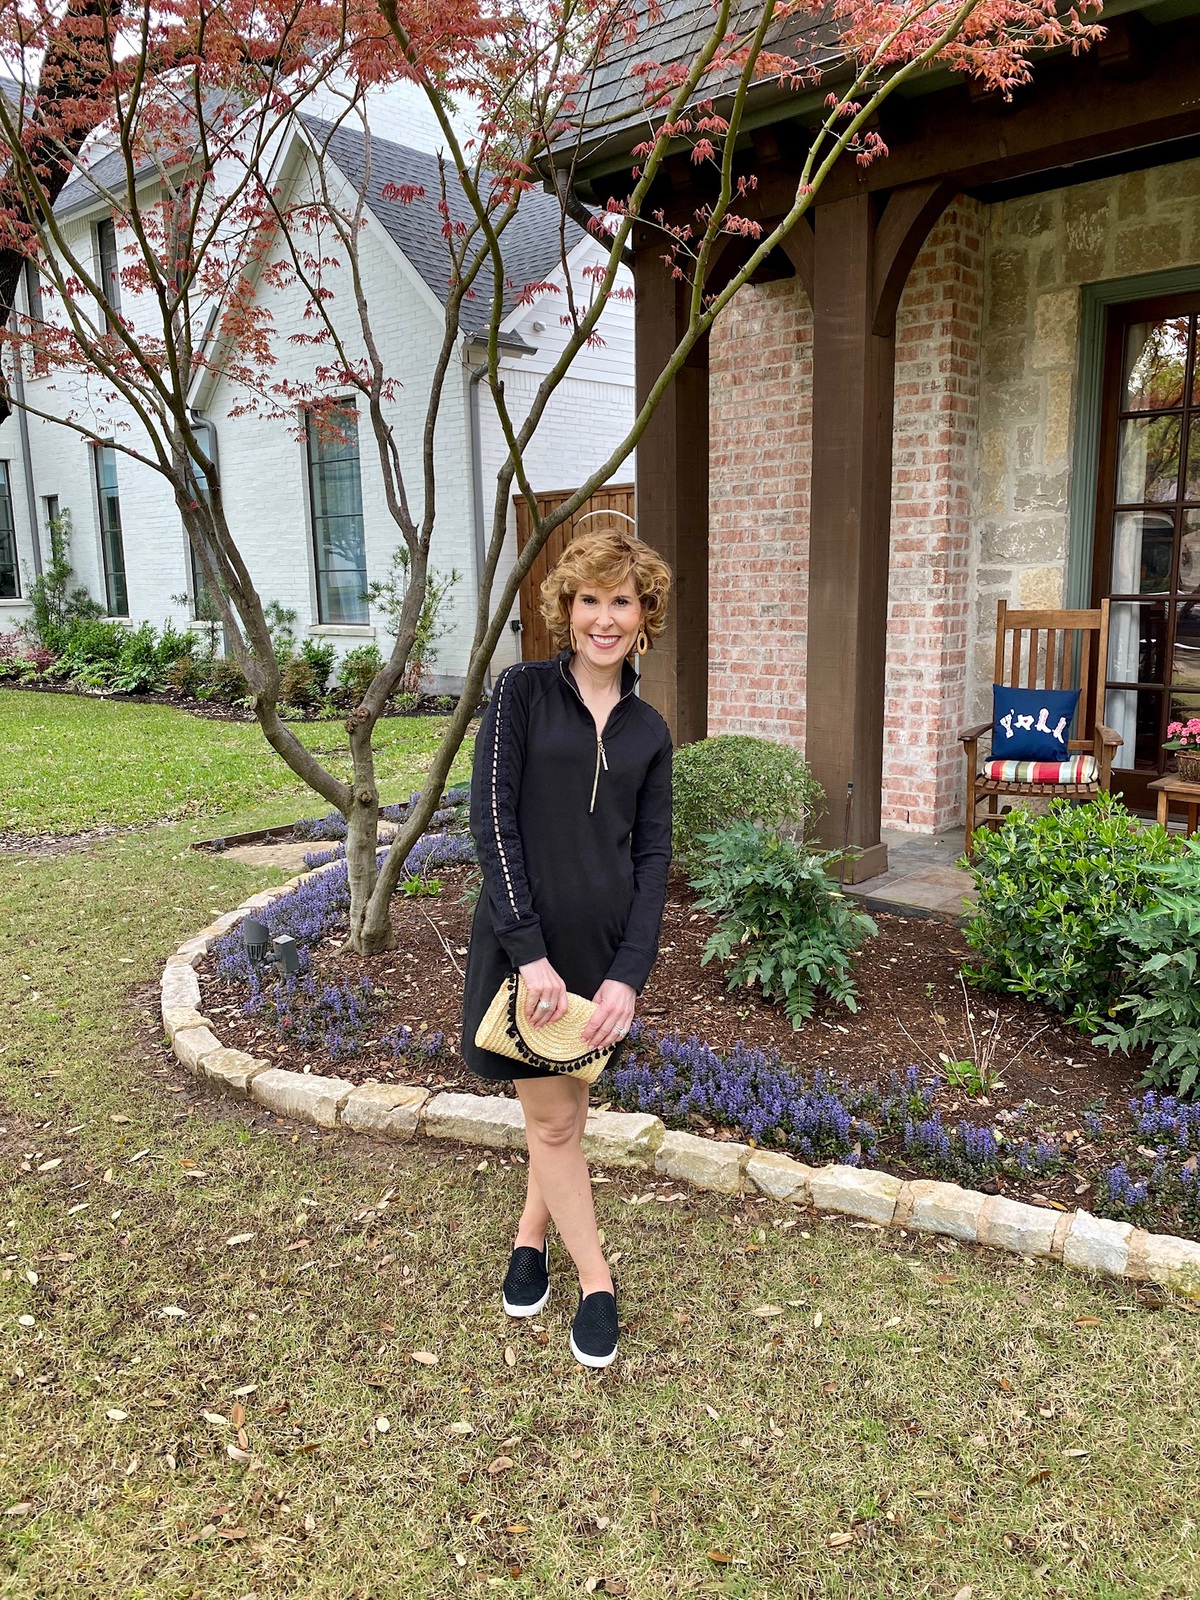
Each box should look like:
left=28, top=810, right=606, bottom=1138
left=0, top=689, right=472, bottom=836
left=1, top=701, right=1198, bottom=1597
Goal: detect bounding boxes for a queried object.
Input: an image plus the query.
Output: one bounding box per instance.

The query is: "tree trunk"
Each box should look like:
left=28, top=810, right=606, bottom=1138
left=344, top=709, right=393, bottom=954
left=346, top=792, right=391, bottom=952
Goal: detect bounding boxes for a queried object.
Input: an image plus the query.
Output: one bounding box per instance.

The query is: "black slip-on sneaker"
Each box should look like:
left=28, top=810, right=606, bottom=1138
left=569, top=1285, right=619, bottom=1368
left=502, top=1241, right=549, bottom=1317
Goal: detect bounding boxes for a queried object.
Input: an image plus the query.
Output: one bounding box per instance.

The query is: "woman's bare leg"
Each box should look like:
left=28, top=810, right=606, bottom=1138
left=514, top=1075, right=611, bottom=1297
left=514, top=1087, right=589, bottom=1250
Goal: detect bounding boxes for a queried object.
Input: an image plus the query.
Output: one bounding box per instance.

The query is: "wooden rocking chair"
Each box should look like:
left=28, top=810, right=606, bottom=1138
left=960, top=600, right=1123, bottom=859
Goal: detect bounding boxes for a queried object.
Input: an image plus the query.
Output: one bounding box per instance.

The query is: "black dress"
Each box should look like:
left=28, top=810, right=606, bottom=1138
left=462, top=651, right=673, bottom=1080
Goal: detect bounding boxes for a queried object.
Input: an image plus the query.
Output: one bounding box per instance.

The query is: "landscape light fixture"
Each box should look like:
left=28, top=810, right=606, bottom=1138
left=241, top=918, right=301, bottom=978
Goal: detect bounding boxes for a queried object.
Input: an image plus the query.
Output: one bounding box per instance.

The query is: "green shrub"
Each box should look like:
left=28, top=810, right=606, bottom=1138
left=1095, top=840, right=1200, bottom=1097
left=53, top=617, right=130, bottom=684
left=338, top=644, right=385, bottom=701
left=299, top=638, right=336, bottom=696
left=280, top=658, right=317, bottom=710
left=166, top=654, right=205, bottom=698
left=963, top=793, right=1182, bottom=1034
left=264, top=601, right=298, bottom=665
left=24, top=509, right=102, bottom=654
left=672, top=735, right=823, bottom=863
left=205, top=654, right=250, bottom=704
left=687, top=821, right=876, bottom=1027
left=108, top=622, right=164, bottom=692
left=366, top=547, right=461, bottom=694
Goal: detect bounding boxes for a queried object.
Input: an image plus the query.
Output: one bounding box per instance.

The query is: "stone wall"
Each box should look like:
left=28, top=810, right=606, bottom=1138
left=969, top=154, right=1200, bottom=720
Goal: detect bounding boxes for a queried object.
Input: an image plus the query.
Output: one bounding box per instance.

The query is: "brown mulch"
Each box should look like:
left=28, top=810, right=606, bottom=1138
left=198, top=866, right=1156, bottom=1218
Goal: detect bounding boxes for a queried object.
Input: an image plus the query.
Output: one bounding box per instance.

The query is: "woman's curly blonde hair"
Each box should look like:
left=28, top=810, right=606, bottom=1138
left=539, top=528, right=672, bottom=653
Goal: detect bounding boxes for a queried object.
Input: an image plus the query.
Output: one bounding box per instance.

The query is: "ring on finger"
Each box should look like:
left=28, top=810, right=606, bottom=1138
left=536, top=998, right=553, bottom=1012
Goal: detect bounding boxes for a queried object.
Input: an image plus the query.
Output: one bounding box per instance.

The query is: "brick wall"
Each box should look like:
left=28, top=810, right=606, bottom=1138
left=706, top=202, right=984, bottom=831
left=708, top=279, right=812, bottom=745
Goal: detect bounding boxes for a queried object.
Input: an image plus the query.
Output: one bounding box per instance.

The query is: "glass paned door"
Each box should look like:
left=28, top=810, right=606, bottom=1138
left=1093, top=294, right=1200, bottom=807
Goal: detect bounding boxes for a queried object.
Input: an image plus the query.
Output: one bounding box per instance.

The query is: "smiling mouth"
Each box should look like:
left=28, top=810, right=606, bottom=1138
left=589, top=634, right=621, bottom=646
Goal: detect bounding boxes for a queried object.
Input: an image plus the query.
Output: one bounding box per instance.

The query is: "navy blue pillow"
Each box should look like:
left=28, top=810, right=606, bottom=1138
left=991, top=684, right=1080, bottom=761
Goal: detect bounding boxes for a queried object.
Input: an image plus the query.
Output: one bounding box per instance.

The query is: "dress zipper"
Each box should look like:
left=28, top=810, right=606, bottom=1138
left=589, top=737, right=609, bottom=814
left=559, top=656, right=630, bottom=816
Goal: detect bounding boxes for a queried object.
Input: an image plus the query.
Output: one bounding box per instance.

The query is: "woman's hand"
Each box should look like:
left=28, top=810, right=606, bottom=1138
left=519, top=958, right=568, bottom=1029
left=583, top=980, right=636, bottom=1050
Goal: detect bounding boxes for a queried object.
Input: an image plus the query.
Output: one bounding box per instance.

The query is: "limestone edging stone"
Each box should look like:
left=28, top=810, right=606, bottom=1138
left=341, top=1083, right=430, bottom=1139
left=162, top=1005, right=212, bottom=1042
left=251, top=1068, right=353, bottom=1128
left=582, top=1110, right=665, bottom=1167
left=810, top=1165, right=902, bottom=1226
left=423, top=1091, right=526, bottom=1150
left=173, top=1025, right=224, bottom=1074
left=654, top=1130, right=749, bottom=1194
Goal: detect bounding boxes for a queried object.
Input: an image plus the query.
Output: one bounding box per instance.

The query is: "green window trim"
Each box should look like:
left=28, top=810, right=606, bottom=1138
left=1067, top=265, right=1200, bottom=607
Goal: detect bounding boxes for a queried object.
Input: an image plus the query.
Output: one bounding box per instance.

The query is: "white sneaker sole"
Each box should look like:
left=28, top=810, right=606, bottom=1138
left=569, top=1331, right=618, bottom=1369
left=502, top=1285, right=549, bottom=1318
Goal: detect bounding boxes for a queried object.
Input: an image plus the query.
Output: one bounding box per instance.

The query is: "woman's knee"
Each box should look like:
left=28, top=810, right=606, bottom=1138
left=517, top=1079, right=587, bottom=1152
left=526, top=1107, right=583, bottom=1151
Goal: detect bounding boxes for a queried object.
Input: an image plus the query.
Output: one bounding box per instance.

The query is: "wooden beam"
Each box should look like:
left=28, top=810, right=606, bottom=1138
left=777, top=213, right=814, bottom=305
left=805, top=193, right=892, bottom=882
left=871, top=180, right=956, bottom=335
left=806, top=14, right=1200, bottom=202
left=633, top=246, right=709, bottom=745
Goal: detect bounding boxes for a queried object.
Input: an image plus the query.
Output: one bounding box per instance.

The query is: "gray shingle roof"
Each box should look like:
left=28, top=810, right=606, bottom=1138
left=302, top=115, right=586, bottom=331
left=563, top=0, right=843, bottom=173
left=55, top=145, right=143, bottom=218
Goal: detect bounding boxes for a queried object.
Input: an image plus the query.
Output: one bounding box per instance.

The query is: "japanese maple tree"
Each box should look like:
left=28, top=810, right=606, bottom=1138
left=0, top=0, right=1100, bottom=951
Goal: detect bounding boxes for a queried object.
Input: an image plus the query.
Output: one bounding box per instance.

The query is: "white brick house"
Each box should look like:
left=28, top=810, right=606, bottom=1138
left=0, top=108, right=634, bottom=688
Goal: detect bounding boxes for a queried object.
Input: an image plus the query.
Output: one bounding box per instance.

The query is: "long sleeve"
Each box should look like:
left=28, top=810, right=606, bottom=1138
left=605, top=732, right=673, bottom=992
left=469, top=666, right=548, bottom=968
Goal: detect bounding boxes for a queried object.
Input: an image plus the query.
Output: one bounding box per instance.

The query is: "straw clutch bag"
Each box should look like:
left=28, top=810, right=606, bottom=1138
left=474, top=973, right=614, bottom=1084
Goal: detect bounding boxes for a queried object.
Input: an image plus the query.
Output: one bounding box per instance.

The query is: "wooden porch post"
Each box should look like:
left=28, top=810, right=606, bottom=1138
left=806, top=193, right=894, bottom=882
left=633, top=246, right=709, bottom=744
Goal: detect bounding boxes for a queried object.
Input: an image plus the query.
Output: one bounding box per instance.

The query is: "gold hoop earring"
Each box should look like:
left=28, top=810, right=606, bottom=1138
left=636, top=629, right=649, bottom=656
left=569, top=625, right=578, bottom=652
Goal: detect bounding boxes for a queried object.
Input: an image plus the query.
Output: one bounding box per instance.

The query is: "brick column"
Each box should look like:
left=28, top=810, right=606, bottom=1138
left=884, top=200, right=984, bottom=830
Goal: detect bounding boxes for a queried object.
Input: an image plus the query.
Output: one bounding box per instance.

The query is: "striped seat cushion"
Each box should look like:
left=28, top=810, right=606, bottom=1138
left=984, top=755, right=1097, bottom=784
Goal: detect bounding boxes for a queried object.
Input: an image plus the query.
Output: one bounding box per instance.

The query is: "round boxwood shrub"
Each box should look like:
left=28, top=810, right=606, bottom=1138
left=672, top=735, right=824, bottom=862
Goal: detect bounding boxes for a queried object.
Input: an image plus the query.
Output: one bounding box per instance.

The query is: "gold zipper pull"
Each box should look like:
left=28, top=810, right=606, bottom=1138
left=589, top=737, right=605, bottom=814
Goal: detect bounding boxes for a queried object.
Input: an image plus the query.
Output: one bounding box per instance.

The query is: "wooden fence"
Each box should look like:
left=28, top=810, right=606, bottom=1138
left=513, top=485, right=635, bottom=661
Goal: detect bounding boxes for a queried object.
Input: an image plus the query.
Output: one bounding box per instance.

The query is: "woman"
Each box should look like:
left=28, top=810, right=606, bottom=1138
left=462, top=529, right=672, bottom=1369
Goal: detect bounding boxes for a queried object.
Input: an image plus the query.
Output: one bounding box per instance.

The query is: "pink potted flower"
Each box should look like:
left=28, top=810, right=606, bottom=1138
left=1164, top=717, right=1200, bottom=783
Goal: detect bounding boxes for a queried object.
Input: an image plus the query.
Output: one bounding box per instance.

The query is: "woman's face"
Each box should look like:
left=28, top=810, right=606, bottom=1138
left=569, top=578, right=644, bottom=671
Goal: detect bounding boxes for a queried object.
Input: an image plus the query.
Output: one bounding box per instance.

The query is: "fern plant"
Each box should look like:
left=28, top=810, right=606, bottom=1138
left=687, top=821, right=876, bottom=1028
left=1096, top=840, right=1200, bottom=1098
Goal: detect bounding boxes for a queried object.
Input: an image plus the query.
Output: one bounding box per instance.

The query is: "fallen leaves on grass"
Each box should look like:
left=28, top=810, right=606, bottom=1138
left=410, top=1351, right=438, bottom=1366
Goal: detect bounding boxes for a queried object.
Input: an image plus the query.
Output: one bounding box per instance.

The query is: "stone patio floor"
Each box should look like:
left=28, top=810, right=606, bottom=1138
left=844, top=827, right=975, bottom=923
